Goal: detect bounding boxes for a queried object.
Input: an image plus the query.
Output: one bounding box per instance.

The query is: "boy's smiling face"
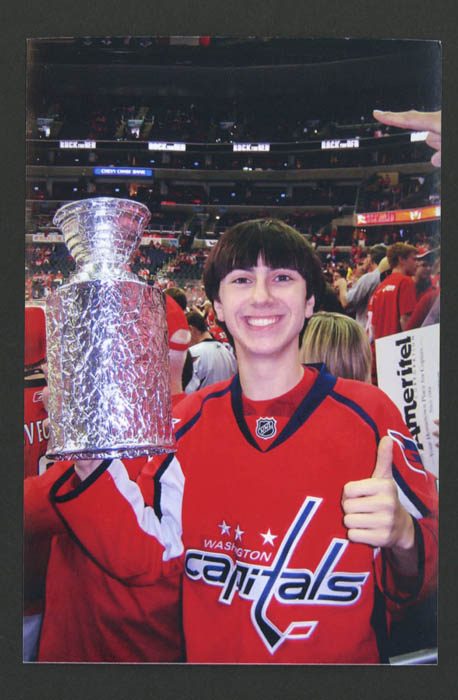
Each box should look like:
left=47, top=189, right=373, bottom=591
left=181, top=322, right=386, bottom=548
left=213, top=254, right=315, bottom=365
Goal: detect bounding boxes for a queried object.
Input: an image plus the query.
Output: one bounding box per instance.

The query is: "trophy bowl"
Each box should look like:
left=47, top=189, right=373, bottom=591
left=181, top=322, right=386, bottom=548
left=45, top=197, right=175, bottom=460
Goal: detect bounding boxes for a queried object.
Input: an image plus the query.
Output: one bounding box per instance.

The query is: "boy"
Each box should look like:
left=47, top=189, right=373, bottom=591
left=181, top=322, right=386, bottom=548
left=49, top=219, right=438, bottom=663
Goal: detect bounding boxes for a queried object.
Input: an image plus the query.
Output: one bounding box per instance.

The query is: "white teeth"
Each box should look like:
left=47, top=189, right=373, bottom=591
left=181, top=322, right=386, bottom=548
left=246, top=317, right=278, bottom=327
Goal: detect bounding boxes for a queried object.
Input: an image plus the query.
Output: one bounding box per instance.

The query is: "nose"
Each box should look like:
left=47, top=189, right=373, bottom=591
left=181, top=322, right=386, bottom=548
left=251, top=276, right=272, bottom=304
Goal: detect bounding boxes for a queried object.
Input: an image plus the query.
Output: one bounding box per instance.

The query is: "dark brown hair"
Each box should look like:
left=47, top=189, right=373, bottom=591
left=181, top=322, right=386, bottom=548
left=186, top=310, right=208, bottom=334
left=203, top=218, right=324, bottom=305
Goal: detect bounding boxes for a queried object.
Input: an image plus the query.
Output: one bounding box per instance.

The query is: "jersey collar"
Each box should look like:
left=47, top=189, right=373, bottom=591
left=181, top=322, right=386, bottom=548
left=230, top=363, right=337, bottom=452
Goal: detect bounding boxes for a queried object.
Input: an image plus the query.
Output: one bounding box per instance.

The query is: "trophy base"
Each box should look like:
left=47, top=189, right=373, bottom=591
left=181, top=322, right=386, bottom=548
left=46, top=441, right=176, bottom=461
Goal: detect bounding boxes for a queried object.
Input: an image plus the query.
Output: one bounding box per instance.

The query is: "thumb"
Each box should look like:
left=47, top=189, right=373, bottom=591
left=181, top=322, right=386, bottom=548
left=371, top=436, right=394, bottom=479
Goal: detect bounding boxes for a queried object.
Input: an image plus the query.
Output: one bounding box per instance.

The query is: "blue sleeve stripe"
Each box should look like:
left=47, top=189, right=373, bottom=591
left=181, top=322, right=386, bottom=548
left=330, top=389, right=431, bottom=516
left=392, top=468, right=431, bottom=518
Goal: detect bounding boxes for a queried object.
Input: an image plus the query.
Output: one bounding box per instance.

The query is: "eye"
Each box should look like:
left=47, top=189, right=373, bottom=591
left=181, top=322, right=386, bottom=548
left=231, top=275, right=252, bottom=285
left=274, top=272, right=294, bottom=282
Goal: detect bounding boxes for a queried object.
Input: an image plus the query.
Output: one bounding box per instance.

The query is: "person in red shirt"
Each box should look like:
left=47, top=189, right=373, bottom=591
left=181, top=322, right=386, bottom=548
left=46, top=220, right=437, bottom=663
left=23, top=305, right=50, bottom=661
left=23, top=294, right=191, bottom=662
left=406, top=248, right=440, bottom=331
left=370, top=242, right=417, bottom=340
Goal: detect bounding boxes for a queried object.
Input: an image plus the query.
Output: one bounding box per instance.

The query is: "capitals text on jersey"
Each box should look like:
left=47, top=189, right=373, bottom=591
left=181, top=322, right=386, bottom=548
left=185, top=496, right=370, bottom=653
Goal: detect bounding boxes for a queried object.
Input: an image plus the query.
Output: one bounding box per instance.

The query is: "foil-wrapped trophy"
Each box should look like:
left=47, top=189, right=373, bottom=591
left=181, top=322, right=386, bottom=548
left=45, top=197, right=175, bottom=460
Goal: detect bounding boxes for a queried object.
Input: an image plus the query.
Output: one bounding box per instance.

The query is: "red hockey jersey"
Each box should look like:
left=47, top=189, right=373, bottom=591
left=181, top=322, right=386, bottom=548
left=50, top=365, right=438, bottom=663
left=24, top=369, right=49, bottom=479
left=24, top=369, right=51, bottom=615
left=25, top=459, right=184, bottom=662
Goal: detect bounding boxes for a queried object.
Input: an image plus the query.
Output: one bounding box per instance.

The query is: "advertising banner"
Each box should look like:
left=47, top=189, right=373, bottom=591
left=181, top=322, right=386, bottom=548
left=376, top=324, right=439, bottom=476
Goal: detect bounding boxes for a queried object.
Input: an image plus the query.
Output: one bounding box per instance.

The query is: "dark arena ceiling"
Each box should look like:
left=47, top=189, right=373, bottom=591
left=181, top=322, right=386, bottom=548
left=27, top=36, right=441, bottom=118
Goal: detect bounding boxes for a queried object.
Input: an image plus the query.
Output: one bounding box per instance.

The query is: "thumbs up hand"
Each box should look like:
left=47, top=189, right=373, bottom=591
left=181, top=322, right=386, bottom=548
left=341, top=436, right=415, bottom=551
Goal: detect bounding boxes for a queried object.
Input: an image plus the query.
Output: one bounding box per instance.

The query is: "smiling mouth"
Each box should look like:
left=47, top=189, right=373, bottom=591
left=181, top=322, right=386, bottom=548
left=245, top=316, right=280, bottom=328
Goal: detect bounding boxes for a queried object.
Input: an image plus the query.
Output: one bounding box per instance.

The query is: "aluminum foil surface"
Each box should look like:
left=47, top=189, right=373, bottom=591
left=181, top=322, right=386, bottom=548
left=46, top=197, right=175, bottom=460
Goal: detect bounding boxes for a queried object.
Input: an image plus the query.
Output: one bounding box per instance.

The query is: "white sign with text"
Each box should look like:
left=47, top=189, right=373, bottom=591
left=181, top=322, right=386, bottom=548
left=376, top=324, right=439, bottom=477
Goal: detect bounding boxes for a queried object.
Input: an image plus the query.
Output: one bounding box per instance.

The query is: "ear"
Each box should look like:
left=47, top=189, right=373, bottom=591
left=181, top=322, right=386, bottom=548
left=305, top=295, right=315, bottom=319
left=213, top=299, right=224, bottom=322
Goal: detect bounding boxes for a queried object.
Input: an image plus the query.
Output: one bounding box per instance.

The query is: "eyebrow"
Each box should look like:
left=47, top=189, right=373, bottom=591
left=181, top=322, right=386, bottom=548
left=228, top=265, right=298, bottom=273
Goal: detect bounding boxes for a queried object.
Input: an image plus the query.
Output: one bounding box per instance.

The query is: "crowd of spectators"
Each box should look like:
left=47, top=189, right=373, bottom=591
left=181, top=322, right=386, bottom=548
left=356, top=171, right=440, bottom=213
left=28, top=96, right=436, bottom=176
left=29, top=97, right=438, bottom=148
left=29, top=175, right=437, bottom=211
left=29, top=99, right=401, bottom=143
left=25, top=223, right=439, bottom=307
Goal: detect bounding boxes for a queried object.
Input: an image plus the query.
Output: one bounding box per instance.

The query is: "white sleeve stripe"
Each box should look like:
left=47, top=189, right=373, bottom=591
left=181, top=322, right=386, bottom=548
left=397, top=486, right=424, bottom=520
left=108, top=458, right=184, bottom=561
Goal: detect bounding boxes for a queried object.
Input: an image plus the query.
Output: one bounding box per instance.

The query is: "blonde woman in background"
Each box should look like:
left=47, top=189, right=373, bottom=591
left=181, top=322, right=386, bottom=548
left=300, top=311, right=372, bottom=383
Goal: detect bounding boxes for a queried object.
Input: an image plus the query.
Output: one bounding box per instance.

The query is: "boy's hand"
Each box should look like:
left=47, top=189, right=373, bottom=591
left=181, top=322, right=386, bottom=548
left=341, top=436, right=415, bottom=551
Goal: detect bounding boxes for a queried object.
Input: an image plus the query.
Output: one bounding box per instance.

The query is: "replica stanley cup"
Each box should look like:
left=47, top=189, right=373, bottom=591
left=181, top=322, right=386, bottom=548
left=45, top=197, right=175, bottom=460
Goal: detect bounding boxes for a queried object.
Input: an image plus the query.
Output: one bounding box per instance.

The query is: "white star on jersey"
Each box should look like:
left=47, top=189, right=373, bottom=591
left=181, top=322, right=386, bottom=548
left=234, top=525, right=244, bottom=541
left=218, top=520, right=231, bottom=535
left=260, top=528, right=278, bottom=546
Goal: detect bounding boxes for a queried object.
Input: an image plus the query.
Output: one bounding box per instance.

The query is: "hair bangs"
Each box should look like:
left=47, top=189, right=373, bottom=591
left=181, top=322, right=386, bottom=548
left=225, top=222, right=305, bottom=277
left=203, top=218, right=324, bottom=305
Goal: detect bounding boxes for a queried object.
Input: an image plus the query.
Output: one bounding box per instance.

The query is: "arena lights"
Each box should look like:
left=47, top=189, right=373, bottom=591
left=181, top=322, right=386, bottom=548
left=60, top=140, right=97, bottom=149
left=233, top=143, right=270, bottom=152
left=410, top=131, right=429, bottom=142
left=321, top=138, right=359, bottom=150
left=148, top=142, right=186, bottom=152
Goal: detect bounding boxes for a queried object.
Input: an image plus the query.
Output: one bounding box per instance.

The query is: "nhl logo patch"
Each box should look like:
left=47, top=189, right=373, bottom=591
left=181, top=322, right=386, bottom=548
left=256, top=417, right=277, bottom=440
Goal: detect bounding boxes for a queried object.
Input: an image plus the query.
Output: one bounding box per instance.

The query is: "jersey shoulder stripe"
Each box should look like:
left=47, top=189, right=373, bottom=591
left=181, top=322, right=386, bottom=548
left=330, top=380, right=433, bottom=518
left=175, top=380, right=234, bottom=441
left=329, top=389, right=381, bottom=442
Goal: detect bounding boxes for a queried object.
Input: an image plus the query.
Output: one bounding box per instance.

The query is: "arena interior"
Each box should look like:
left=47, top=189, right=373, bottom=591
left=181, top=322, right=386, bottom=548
left=24, top=36, right=440, bottom=666
left=26, top=36, right=441, bottom=304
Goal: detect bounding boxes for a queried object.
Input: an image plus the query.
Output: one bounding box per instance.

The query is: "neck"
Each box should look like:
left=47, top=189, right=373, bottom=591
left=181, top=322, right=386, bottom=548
left=238, top=349, right=304, bottom=401
left=196, top=331, right=212, bottom=342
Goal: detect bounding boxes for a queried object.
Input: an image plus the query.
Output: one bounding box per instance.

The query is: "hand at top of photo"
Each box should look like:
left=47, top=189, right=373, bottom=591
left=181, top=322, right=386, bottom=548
left=373, top=109, right=441, bottom=166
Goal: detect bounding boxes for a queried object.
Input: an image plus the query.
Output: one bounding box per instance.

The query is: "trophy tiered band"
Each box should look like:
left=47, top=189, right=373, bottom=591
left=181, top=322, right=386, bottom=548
left=45, top=197, right=175, bottom=460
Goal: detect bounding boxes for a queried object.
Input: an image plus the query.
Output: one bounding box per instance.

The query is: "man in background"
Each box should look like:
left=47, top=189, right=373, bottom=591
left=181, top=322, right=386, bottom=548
left=370, top=242, right=417, bottom=340
left=333, top=244, right=387, bottom=328
left=185, top=310, right=237, bottom=392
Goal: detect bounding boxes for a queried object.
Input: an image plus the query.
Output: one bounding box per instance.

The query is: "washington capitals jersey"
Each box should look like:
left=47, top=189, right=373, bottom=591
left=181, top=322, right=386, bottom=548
left=24, top=368, right=51, bottom=615
left=24, top=369, right=49, bottom=478
left=50, top=365, right=438, bottom=663
left=25, top=458, right=184, bottom=662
